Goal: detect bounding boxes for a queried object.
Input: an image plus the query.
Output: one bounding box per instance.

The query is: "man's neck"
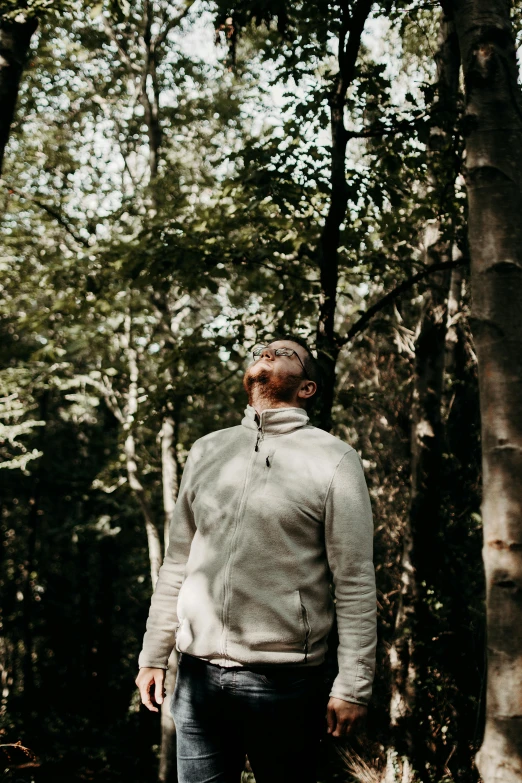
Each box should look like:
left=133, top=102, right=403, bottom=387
left=248, top=396, right=303, bottom=414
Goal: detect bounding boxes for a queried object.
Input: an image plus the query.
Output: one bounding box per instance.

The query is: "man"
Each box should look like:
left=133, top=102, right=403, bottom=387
left=136, top=336, right=377, bottom=783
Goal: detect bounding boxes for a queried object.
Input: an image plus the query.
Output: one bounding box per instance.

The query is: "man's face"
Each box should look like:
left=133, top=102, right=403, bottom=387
left=243, top=340, right=309, bottom=405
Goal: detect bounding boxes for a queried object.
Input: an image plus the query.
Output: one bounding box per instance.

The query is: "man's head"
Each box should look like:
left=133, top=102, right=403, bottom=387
left=243, top=334, right=320, bottom=412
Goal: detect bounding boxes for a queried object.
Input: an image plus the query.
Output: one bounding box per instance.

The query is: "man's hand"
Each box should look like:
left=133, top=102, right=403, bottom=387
left=135, top=667, right=166, bottom=713
left=326, top=697, right=367, bottom=737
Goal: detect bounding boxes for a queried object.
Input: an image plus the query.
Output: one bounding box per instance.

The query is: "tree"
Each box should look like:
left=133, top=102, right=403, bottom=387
left=315, top=0, right=374, bottom=430
left=0, top=3, right=491, bottom=781
left=449, top=1, right=522, bottom=780
left=0, top=13, right=38, bottom=174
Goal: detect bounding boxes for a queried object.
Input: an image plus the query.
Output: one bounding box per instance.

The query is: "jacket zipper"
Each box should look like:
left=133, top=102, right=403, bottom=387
left=220, top=429, right=261, bottom=657
left=255, top=422, right=263, bottom=451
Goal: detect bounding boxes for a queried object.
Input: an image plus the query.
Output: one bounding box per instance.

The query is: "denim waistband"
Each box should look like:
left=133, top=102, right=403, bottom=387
left=180, top=652, right=326, bottom=676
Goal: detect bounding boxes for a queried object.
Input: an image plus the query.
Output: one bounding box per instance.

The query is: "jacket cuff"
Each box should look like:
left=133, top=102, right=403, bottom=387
left=138, top=651, right=169, bottom=670
left=329, top=673, right=371, bottom=706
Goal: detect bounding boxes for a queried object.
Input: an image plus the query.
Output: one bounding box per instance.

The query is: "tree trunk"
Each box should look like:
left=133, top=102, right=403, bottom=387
left=315, top=0, right=373, bottom=431
left=20, top=391, right=47, bottom=721
left=124, top=430, right=162, bottom=590
left=449, top=1, right=522, bottom=780
left=387, top=236, right=454, bottom=780
left=444, top=263, right=463, bottom=375
left=125, top=428, right=163, bottom=587
left=121, top=314, right=162, bottom=587
left=140, top=0, right=162, bottom=183
left=159, top=414, right=179, bottom=551
left=159, top=651, right=178, bottom=783
left=0, top=17, right=38, bottom=175
left=386, top=519, right=417, bottom=783
left=387, top=12, right=459, bottom=779
left=409, top=262, right=452, bottom=588
left=158, top=413, right=181, bottom=783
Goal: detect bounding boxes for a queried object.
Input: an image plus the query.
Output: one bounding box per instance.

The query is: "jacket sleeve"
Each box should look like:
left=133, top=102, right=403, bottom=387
left=138, top=451, right=197, bottom=669
left=324, top=448, right=377, bottom=705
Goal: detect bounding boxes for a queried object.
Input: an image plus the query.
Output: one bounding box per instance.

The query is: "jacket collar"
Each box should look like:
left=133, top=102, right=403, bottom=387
left=241, top=404, right=309, bottom=435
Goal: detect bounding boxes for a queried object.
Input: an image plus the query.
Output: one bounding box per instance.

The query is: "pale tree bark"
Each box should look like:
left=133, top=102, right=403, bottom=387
left=78, top=314, right=163, bottom=590
left=159, top=413, right=179, bottom=551
left=120, top=313, right=163, bottom=587
left=0, top=16, right=38, bottom=175
left=387, top=12, right=460, bottom=780
left=158, top=411, right=180, bottom=783
left=448, top=1, right=522, bottom=780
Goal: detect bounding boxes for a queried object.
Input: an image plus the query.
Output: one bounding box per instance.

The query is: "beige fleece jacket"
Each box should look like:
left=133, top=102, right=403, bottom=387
left=139, top=405, right=377, bottom=705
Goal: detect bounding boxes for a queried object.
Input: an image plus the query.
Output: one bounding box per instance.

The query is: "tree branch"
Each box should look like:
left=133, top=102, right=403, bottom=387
left=2, top=180, right=90, bottom=247
left=152, top=0, right=196, bottom=49
left=102, top=15, right=140, bottom=74
left=339, top=0, right=375, bottom=95
left=345, top=112, right=429, bottom=143
left=338, top=258, right=468, bottom=345
left=76, top=375, right=125, bottom=424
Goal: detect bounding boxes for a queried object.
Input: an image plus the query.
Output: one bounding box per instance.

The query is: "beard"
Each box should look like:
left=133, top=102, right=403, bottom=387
left=243, top=363, right=303, bottom=407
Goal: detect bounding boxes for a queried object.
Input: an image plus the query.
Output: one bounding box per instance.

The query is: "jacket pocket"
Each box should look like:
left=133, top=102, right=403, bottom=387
left=228, top=588, right=309, bottom=654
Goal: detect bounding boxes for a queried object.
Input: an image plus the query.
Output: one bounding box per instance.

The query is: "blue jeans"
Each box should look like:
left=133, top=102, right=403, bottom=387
left=171, top=653, right=330, bottom=783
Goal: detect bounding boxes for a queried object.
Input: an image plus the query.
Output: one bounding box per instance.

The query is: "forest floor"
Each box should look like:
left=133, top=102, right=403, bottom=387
left=3, top=743, right=351, bottom=783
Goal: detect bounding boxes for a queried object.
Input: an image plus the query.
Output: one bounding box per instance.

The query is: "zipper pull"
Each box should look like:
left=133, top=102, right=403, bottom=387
left=255, top=427, right=263, bottom=452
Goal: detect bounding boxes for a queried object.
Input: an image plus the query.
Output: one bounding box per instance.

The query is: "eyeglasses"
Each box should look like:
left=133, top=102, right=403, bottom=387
left=252, top=345, right=307, bottom=375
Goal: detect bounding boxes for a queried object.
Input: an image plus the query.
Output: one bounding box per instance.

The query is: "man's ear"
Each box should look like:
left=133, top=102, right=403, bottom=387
left=298, top=380, right=317, bottom=401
